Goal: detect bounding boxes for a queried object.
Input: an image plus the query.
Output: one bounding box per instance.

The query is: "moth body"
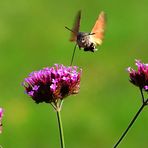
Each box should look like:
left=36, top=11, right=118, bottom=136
left=76, top=32, right=97, bottom=52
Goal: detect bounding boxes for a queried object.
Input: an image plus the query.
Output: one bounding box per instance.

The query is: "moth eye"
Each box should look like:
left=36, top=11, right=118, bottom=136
left=81, top=38, right=85, bottom=42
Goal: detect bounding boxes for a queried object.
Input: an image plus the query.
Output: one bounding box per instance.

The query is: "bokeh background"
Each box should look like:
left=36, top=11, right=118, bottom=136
left=0, top=0, right=148, bottom=147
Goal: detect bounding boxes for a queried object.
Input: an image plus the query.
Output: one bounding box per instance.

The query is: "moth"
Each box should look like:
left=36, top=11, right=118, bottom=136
left=65, top=10, right=106, bottom=65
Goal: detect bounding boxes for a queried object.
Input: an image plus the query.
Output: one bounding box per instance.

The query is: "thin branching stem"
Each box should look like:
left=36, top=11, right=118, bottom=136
left=113, top=96, right=148, bottom=148
left=139, top=88, right=145, bottom=103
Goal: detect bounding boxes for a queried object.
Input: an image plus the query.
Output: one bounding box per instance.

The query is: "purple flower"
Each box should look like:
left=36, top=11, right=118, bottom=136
left=0, top=108, right=4, bottom=134
left=23, top=64, right=82, bottom=104
left=127, top=60, right=148, bottom=91
left=0, top=108, right=3, bottom=119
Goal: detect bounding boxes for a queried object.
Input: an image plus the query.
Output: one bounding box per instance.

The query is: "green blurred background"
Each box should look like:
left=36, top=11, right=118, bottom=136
left=0, top=0, right=148, bottom=147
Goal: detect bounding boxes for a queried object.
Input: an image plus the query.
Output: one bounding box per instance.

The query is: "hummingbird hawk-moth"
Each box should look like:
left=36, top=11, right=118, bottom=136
left=65, top=10, right=106, bottom=65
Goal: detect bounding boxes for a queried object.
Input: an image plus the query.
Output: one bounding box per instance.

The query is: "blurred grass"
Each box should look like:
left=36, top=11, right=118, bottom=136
left=0, top=0, right=148, bottom=147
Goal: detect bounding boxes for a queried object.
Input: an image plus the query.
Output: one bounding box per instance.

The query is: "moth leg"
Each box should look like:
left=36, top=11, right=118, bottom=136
left=78, top=46, right=81, bottom=50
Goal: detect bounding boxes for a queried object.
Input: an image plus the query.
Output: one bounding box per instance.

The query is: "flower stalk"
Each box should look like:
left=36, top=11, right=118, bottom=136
left=56, top=109, right=65, bottom=148
left=114, top=98, right=148, bottom=148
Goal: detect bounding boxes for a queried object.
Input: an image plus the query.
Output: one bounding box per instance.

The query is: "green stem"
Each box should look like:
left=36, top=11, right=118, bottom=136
left=113, top=98, right=148, bottom=148
left=56, top=110, right=65, bottom=148
left=139, top=88, right=145, bottom=103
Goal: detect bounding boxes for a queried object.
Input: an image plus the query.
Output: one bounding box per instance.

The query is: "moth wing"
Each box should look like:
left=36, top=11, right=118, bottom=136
left=70, top=10, right=81, bottom=42
left=91, top=11, right=105, bottom=45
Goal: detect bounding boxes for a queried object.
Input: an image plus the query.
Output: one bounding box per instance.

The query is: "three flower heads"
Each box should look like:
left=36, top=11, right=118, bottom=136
left=23, top=64, right=82, bottom=111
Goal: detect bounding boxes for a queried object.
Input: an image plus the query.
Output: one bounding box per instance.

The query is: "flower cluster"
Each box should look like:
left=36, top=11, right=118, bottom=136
left=23, top=64, right=82, bottom=104
left=0, top=108, right=3, bottom=119
left=0, top=108, right=3, bottom=134
left=128, top=60, right=148, bottom=91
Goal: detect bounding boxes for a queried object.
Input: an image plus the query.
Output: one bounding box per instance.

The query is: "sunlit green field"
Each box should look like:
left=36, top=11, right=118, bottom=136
left=0, top=0, right=148, bottom=147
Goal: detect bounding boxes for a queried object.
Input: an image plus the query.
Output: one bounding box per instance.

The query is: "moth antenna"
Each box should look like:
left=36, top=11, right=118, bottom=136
left=65, top=26, right=75, bottom=33
left=70, top=43, right=77, bottom=66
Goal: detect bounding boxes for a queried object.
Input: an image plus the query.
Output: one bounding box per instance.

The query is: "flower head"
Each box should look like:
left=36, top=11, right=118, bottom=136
left=23, top=64, right=82, bottom=104
left=0, top=108, right=4, bottom=134
left=0, top=108, right=3, bottom=119
left=127, top=60, right=148, bottom=91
